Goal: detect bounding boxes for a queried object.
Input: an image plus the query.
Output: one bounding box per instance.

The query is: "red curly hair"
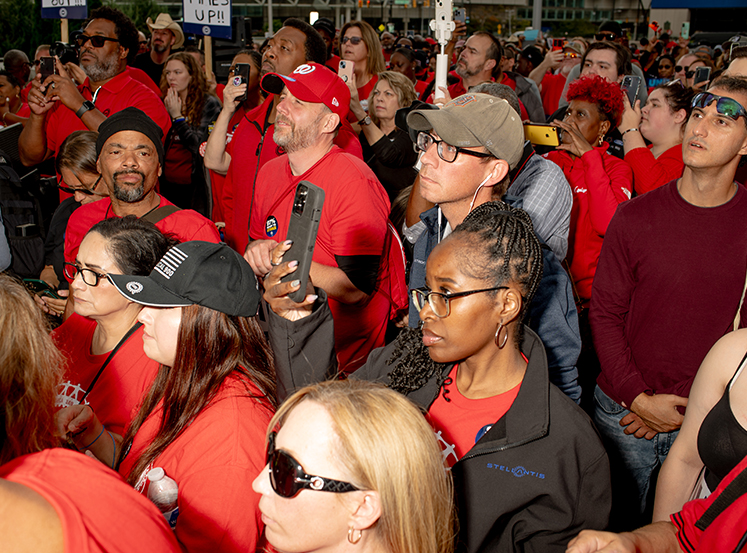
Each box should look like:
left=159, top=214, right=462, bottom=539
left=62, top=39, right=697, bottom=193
left=566, top=74, right=624, bottom=127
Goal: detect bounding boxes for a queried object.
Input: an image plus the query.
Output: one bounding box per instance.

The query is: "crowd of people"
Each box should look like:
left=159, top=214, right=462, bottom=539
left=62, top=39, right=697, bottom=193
left=2, top=7, right=747, bottom=553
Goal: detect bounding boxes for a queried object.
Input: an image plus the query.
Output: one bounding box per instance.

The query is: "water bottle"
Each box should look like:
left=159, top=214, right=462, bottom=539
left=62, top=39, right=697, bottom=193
left=147, top=467, right=179, bottom=529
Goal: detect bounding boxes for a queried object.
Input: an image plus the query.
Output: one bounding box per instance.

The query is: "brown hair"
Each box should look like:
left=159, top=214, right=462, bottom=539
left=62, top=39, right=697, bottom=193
left=56, top=130, right=99, bottom=176
left=159, top=52, right=210, bottom=126
left=120, top=304, right=277, bottom=483
left=340, top=20, right=386, bottom=78
left=580, top=41, right=632, bottom=78
left=0, top=275, right=63, bottom=464
left=368, top=71, right=417, bottom=126
left=269, top=380, right=455, bottom=553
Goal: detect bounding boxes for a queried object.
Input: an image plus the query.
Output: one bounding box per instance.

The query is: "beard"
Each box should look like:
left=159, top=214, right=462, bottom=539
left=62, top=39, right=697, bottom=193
left=111, top=171, right=146, bottom=203
left=274, top=112, right=325, bottom=154
left=83, top=49, right=120, bottom=82
left=455, top=58, right=484, bottom=80
left=153, top=41, right=169, bottom=54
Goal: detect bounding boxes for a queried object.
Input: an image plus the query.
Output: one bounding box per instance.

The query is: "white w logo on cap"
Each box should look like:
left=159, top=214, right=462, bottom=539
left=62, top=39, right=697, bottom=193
left=293, top=64, right=316, bottom=75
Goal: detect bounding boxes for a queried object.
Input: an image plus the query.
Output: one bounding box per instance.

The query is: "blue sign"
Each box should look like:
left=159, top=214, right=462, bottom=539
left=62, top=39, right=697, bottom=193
left=182, top=0, right=232, bottom=40
left=41, top=0, right=87, bottom=20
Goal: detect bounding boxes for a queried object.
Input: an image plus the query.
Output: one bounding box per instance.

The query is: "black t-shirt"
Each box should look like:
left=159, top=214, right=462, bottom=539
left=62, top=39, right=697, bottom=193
left=132, top=53, right=164, bottom=89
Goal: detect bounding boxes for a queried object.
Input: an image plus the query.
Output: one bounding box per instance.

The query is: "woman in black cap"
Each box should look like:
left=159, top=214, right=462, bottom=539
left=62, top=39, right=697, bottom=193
left=79, top=241, right=277, bottom=553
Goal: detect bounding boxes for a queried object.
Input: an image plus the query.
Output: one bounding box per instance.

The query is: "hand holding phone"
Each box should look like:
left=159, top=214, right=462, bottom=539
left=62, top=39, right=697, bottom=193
left=39, top=56, right=56, bottom=93
left=621, top=75, right=641, bottom=106
left=524, top=124, right=561, bottom=147
left=693, top=66, right=711, bottom=87
left=232, top=63, right=251, bottom=103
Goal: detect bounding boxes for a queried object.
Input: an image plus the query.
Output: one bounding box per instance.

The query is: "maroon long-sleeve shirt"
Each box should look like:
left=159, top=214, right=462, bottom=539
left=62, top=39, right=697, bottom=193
left=590, top=179, right=747, bottom=408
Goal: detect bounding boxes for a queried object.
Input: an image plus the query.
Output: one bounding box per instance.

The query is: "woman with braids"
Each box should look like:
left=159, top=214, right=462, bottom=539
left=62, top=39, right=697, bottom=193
left=618, top=81, right=695, bottom=195
left=160, top=52, right=221, bottom=216
left=0, top=274, right=181, bottom=552
left=546, top=73, right=633, bottom=305
left=263, top=201, right=611, bottom=553
left=85, top=241, right=276, bottom=553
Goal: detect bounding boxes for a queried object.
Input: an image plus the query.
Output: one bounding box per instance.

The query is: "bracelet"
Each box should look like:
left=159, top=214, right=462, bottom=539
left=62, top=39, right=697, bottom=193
left=81, top=426, right=105, bottom=450
left=1, top=111, right=7, bottom=123
left=621, top=128, right=640, bottom=137
left=172, top=116, right=186, bottom=123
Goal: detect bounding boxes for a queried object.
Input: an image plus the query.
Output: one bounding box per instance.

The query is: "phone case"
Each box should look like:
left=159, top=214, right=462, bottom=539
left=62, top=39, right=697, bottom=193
left=621, top=76, right=641, bottom=106
left=693, top=67, right=711, bottom=86
left=233, top=63, right=251, bottom=102
left=524, top=125, right=560, bottom=147
left=281, top=181, right=325, bottom=303
left=338, top=60, right=354, bottom=84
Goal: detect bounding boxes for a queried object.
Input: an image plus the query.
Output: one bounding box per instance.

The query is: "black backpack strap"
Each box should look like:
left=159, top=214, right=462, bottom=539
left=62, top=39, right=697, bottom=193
left=140, top=205, right=181, bottom=225
left=695, top=462, right=747, bottom=531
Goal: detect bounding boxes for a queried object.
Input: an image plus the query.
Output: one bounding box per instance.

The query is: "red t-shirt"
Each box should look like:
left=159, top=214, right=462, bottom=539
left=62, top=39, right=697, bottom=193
left=0, top=449, right=180, bottom=553
left=52, top=313, right=159, bottom=437
left=164, top=140, right=193, bottom=185
left=672, top=454, right=747, bottom=552
left=540, top=72, right=566, bottom=117
left=624, top=143, right=684, bottom=196
left=42, top=71, right=170, bottom=158
left=357, top=74, right=378, bottom=112
left=446, top=74, right=529, bottom=120
left=221, top=95, right=363, bottom=254
left=63, top=195, right=220, bottom=278
left=427, top=364, right=521, bottom=467
left=0, top=102, right=30, bottom=127
left=249, top=146, right=393, bottom=372
left=126, top=66, right=163, bottom=98
left=326, top=54, right=342, bottom=72
left=208, top=105, right=250, bottom=224
left=544, top=145, right=633, bottom=300
left=118, top=376, right=273, bottom=553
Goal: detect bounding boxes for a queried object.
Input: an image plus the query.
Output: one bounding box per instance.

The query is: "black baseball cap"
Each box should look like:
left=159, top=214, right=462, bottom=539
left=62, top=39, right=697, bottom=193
left=109, top=241, right=260, bottom=317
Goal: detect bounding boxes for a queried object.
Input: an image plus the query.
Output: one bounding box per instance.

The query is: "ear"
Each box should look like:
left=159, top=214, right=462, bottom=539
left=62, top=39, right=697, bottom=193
left=119, top=44, right=129, bottom=62
left=157, top=162, right=163, bottom=178
left=672, top=108, right=687, bottom=125
left=96, top=159, right=102, bottom=174
left=348, top=490, right=382, bottom=532
left=482, top=158, right=510, bottom=188
left=484, top=57, right=497, bottom=74
left=494, top=287, right=522, bottom=324
left=321, top=112, right=341, bottom=134
left=598, top=119, right=611, bottom=137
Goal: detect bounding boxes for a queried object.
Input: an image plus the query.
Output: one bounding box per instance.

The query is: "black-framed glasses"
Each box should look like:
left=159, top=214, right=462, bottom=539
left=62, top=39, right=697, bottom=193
left=341, top=36, right=363, bottom=45
left=57, top=175, right=106, bottom=196
left=76, top=34, right=120, bottom=48
left=266, top=432, right=360, bottom=498
left=415, top=132, right=493, bottom=163
left=692, top=92, right=747, bottom=121
left=63, top=262, right=110, bottom=286
left=411, top=286, right=508, bottom=318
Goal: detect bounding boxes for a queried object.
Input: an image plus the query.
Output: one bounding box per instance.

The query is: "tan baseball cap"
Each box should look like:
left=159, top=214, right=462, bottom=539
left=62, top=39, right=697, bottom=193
left=407, top=93, right=524, bottom=169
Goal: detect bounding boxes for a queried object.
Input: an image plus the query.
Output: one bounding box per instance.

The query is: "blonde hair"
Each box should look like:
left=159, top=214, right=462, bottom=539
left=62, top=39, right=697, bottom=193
left=0, top=275, right=63, bottom=464
left=341, top=20, right=386, bottom=78
left=269, top=380, right=455, bottom=553
left=368, top=71, right=417, bottom=127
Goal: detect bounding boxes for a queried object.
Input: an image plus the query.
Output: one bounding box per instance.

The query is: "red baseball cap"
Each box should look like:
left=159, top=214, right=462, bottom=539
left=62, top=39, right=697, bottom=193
left=261, top=62, right=350, bottom=119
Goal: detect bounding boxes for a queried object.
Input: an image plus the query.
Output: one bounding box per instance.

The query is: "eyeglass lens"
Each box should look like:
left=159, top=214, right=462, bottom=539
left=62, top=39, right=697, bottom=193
left=342, top=36, right=362, bottom=45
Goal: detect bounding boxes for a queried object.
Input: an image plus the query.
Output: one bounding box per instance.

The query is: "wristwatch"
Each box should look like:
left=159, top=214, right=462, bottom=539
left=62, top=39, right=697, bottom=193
left=358, top=115, right=372, bottom=126
left=76, top=100, right=96, bottom=119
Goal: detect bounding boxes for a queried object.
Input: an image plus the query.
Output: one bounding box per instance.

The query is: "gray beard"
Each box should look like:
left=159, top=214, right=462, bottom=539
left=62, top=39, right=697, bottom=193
left=153, top=42, right=169, bottom=54
left=274, top=115, right=324, bottom=154
left=84, top=55, right=120, bottom=82
left=111, top=173, right=146, bottom=203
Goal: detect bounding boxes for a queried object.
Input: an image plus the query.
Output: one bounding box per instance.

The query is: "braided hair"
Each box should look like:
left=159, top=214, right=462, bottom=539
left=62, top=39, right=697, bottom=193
left=386, top=201, right=544, bottom=396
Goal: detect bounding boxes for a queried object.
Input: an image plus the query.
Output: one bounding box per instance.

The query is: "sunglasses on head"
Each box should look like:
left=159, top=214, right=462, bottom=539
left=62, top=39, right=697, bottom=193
left=564, top=52, right=579, bottom=59
left=692, top=92, right=747, bottom=121
left=76, top=34, right=120, bottom=48
left=266, top=431, right=360, bottom=499
left=57, top=175, right=105, bottom=196
left=341, top=36, right=363, bottom=45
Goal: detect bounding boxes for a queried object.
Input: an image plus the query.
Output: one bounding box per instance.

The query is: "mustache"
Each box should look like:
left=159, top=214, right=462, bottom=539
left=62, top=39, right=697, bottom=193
left=275, top=114, right=292, bottom=126
left=113, top=170, right=145, bottom=181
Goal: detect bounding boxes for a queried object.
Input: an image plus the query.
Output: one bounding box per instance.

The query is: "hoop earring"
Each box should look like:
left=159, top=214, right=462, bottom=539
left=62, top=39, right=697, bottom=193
left=348, top=527, right=363, bottom=545
left=495, top=322, right=508, bottom=349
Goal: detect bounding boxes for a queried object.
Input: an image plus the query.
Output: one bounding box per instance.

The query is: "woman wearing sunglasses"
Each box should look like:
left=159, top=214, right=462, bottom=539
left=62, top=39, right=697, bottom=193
left=36, top=131, right=108, bottom=317
left=254, top=379, right=455, bottom=553
left=264, top=201, right=610, bottom=553
left=673, top=53, right=712, bottom=90
left=88, top=240, right=277, bottom=553
left=618, top=82, right=695, bottom=195
left=339, top=21, right=386, bottom=115
left=53, top=217, right=174, bottom=459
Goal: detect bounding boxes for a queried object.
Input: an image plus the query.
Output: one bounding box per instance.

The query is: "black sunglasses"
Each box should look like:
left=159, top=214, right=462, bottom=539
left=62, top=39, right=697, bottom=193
left=266, top=431, right=360, bottom=498
left=595, top=32, right=617, bottom=41
left=76, top=34, right=120, bottom=48
left=341, top=36, right=363, bottom=45
left=57, top=175, right=105, bottom=196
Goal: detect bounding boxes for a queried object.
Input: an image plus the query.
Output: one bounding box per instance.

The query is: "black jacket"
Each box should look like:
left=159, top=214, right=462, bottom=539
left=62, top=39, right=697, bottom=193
left=266, top=294, right=611, bottom=553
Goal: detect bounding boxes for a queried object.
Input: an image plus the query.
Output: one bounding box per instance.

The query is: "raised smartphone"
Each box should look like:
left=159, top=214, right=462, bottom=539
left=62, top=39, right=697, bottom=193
left=693, top=66, right=711, bottom=86
left=39, top=56, right=56, bottom=93
left=454, top=8, right=466, bottom=23
left=338, top=60, right=354, bottom=84
left=621, top=75, right=641, bottom=106
left=281, top=181, right=325, bottom=303
left=524, top=124, right=561, bottom=147
left=232, top=63, right=251, bottom=103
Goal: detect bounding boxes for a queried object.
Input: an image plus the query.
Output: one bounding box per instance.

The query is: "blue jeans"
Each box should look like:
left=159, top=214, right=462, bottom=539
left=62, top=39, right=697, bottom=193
left=593, top=385, right=679, bottom=528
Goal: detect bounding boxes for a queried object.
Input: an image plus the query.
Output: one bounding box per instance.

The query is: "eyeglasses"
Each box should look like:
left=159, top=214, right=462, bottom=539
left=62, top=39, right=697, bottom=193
left=57, top=175, right=106, bottom=196
left=266, top=432, right=360, bottom=498
left=341, top=36, right=363, bottom=45
left=415, top=132, right=494, bottom=163
left=76, top=34, right=120, bottom=48
left=594, top=32, right=617, bottom=41
left=411, top=286, right=508, bottom=318
left=691, top=92, right=747, bottom=121
left=63, top=262, right=110, bottom=286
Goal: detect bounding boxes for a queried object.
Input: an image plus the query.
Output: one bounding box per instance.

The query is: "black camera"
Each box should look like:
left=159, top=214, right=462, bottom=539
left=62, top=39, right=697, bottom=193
left=50, top=41, right=79, bottom=66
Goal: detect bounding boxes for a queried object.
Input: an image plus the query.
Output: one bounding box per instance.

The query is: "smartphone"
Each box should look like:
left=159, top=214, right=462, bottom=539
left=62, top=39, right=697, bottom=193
left=524, top=124, right=560, bottom=147
left=693, top=66, right=711, bottom=86
left=23, top=278, right=61, bottom=299
left=621, top=75, right=641, bottom=106
left=338, top=60, right=354, bottom=84
left=454, top=8, right=466, bottom=23
left=552, top=38, right=565, bottom=51
left=39, top=56, right=56, bottom=93
left=232, top=63, right=251, bottom=102
left=281, top=181, right=325, bottom=303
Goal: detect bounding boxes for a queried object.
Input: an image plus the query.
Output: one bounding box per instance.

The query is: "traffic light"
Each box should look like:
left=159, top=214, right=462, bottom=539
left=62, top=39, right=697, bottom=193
left=358, top=0, right=362, bottom=6
left=497, top=23, right=502, bottom=35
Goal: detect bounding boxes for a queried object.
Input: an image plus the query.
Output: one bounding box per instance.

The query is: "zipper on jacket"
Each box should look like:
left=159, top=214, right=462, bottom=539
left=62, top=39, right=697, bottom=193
left=456, top=428, right=548, bottom=465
